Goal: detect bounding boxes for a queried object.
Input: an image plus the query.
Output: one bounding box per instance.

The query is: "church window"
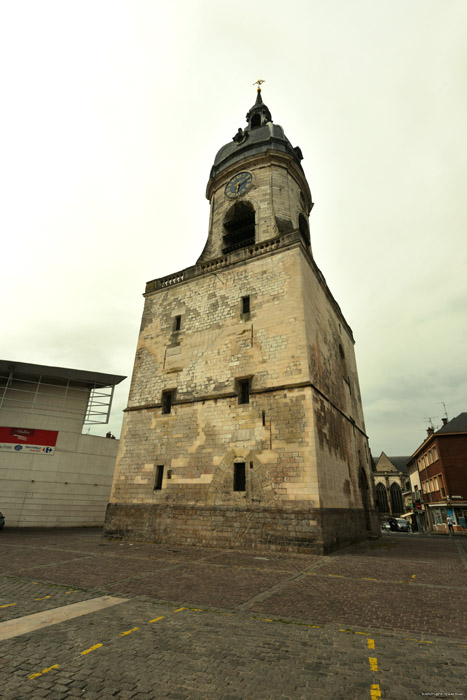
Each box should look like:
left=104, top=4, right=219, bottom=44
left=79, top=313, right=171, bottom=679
left=237, top=378, right=250, bottom=405
left=233, top=462, right=246, bottom=491
left=173, top=315, right=181, bottom=331
left=161, top=390, right=175, bottom=414
left=223, top=202, right=256, bottom=254
left=242, top=295, right=250, bottom=314
left=375, top=482, right=388, bottom=512
left=154, top=465, right=164, bottom=490
left=390, top=482, right=403, bottom=513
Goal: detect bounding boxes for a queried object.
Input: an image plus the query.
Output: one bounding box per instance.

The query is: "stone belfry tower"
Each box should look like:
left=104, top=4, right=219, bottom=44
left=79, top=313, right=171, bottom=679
left=105, top=86, right=379, bottom=553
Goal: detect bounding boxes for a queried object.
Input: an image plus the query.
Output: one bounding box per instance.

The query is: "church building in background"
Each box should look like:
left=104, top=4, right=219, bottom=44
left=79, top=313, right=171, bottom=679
left=105, top=86, right=379, bottom=553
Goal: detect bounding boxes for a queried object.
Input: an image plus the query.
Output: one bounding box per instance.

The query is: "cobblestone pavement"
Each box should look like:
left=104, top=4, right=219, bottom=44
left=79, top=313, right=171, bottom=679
left=0, top=529, right=466, bottom=699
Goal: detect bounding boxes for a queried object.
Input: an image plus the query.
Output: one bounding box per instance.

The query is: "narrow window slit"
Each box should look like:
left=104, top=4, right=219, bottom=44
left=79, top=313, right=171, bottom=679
left=162, top=390, right=174, bottom=414
left=234, top=463, right=246, bottom=491
left=154, top=465, right=164, bottom=490
left=237, top=379, right=250, bottom=405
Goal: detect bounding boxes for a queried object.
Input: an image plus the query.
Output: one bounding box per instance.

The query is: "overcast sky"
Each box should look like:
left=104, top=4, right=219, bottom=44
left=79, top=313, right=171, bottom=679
left=1, top=0, right=466, bottom=456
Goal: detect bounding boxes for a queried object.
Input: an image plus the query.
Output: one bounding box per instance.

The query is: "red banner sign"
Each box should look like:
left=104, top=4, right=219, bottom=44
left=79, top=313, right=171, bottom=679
left=0, top=427, right=58, bottom=454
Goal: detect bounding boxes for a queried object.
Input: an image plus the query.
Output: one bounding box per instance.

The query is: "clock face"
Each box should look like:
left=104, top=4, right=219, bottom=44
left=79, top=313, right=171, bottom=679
left=225, top=171, right=253, bottom=199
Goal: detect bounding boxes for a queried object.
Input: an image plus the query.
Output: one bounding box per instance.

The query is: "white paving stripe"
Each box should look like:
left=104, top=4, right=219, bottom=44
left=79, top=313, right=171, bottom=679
left=0, top=596, right=128, bottom=641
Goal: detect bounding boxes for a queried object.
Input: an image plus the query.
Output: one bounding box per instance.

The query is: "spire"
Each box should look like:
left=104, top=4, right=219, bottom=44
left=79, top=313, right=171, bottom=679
left=246, top=79, right=271, bottom=129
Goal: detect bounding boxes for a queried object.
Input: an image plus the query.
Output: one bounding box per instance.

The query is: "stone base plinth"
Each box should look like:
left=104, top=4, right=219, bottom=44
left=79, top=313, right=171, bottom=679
left=104, top=503, right=380, bottom=554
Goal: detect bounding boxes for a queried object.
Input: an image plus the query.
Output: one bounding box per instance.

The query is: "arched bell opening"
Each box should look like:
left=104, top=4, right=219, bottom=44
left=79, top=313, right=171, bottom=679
left=222, top=201, right=256, bottom=254
left=299, top=213, right=311, bottom=247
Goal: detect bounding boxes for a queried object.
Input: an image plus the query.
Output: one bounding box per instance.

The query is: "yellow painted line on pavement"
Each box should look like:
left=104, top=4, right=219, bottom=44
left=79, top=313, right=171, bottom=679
left=34, top=596, right=51, bottom=601
left=0, top=603, right=16, bottom=608
left=28, top=664, right=59, bottom=680
left=251, top=617, right=274, bottom=622
left=403, top=638, right=434, bottom=644
left=119, top=627, right=138, bottom=637
left=149, top=616, right=164, bottom=623
left=369, top=657, right=378, bottom=672
left=173, top=607, right=186, bottom=613
left=361, top=578, right=378, bottom=582
left=0, top=596, right=128, bottom=642
left=368, top=639, right=375, bottom=649
left=328, top=574, right=344, bottom=578
left=80, top=643, right=102, bottom=655
left=370, top=684, right=381, bottom=699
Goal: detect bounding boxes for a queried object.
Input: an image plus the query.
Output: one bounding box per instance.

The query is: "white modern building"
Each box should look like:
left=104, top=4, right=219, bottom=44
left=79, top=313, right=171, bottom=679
left=0, top=360, right=125, bottom=527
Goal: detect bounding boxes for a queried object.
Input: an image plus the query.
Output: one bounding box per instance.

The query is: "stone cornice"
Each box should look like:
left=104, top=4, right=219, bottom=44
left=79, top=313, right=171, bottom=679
left=124, top=379, right=368, bottom=439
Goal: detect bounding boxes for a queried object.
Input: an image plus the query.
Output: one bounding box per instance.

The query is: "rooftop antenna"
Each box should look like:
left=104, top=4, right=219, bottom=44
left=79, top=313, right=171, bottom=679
left=423, top=416, right=440, bottom=433
left=438, top=402, right=448, bottom=421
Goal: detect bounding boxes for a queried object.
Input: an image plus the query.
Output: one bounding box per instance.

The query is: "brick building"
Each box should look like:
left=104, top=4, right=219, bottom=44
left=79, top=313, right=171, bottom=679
left=407, top=413, right=467, bottom=534
left=104, top=88, right=379, bottom=553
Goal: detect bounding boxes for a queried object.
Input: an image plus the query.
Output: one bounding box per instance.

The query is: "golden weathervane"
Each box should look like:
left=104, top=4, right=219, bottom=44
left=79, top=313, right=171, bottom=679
left=253, top=78, right=265, bottom=92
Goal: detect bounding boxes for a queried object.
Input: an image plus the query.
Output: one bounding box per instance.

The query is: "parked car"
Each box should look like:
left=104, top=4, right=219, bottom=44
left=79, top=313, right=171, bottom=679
left=381, top=521, right=391, bottom=531
left=395, top=517, right=411, bottom=532
left=0, top=512, right=4, bottom=529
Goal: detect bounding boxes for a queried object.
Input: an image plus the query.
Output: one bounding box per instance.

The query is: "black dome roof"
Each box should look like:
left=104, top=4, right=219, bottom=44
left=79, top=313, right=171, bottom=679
left=210, top=91, right=304, bottom=179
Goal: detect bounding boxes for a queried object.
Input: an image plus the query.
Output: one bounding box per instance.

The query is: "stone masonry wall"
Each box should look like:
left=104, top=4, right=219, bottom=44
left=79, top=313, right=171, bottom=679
left=104, top=502, right=377, bottom=554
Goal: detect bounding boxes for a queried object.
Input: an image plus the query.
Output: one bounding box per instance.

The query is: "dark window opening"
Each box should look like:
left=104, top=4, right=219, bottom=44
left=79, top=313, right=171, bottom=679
left=376, top=483, right=389, bottom=512
left=223, top=202, right=255, bottom=254
left=262, top=410, right=266, bottom=426
left=299, top=214, right=310, bottom=247
left=242, top=295, right=250, bottom=314
left=162, top=390, right=174, bottom=414
left=390, top=482, right=403, bottom=514
left=173, top=315, right=181, bottom=331
left=234, top=463, right=246, bottom=491
left=237, top=378, right=250, bottom=405
left=339, top=344, right=349, bottom=384
left=251, top=113, right=261, bottom=128
left=154, top=465, right=164, bottom=490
